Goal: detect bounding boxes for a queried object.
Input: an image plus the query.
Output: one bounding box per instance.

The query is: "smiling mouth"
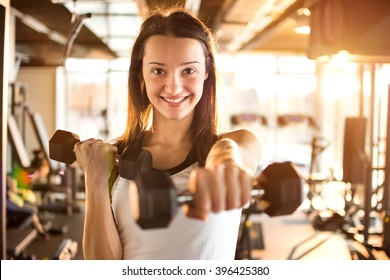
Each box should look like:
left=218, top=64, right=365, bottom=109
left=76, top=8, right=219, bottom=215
left=161, top=96, right=190, bottom=104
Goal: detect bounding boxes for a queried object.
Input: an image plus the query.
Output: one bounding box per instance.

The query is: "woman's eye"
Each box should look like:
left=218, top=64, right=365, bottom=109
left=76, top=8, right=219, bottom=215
left=152, top=68, right=165, bottom=75
left=183, top=68, right=196, bottom=75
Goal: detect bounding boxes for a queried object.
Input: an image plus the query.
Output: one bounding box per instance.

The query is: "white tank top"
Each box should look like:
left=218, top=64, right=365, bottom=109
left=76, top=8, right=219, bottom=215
left=111, top=164, right=242, bottom=260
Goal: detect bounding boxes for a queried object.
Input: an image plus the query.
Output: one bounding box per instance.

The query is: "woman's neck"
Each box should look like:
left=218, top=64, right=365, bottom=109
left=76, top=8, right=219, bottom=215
left=142, top=114, right=194, bottom=170
left=145, top=114, right=193, bottom=147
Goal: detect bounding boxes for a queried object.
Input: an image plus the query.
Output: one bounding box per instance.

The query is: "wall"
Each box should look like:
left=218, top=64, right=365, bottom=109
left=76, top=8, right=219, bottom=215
left=16, top=66, right=65, bottom=155
left=1, top=0, right=10, bottom=261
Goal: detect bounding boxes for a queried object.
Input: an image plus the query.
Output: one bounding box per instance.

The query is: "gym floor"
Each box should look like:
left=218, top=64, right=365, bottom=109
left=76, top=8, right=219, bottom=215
left=21, top=203, right=85, bottom=260
left=250, top=211, right=389, bottom=260
left=19, top=191, right=389, bottom=260
left=12, top=177, right=389, bottom=260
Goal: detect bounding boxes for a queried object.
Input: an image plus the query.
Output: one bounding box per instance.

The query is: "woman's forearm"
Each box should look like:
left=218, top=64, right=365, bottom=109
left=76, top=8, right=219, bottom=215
left=206, top=138, right=244, bottom=168
left=219, top=130, right=261, bottom=173
left=207, top=132, right=260, bottom=174
left=82, top=176, right=122, bottom=260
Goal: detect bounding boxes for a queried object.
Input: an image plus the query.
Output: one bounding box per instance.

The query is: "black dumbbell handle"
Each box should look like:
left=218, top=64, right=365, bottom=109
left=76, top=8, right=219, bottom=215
left=49, top=129, right=123, bottom=166
left=176, top=188, right=265, bottom=206
left=135, top=170, right=267, bottom=229
left=136, top=162, right=303, bottom=229
left=67, top=146, right=121, bottom=165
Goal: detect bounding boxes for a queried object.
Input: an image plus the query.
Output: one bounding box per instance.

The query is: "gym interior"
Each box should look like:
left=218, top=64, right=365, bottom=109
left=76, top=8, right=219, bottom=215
left=1, top=0, right=390, bottom=261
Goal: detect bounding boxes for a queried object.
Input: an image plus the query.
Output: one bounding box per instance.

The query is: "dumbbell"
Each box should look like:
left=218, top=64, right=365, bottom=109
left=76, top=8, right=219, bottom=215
left=49, top=130, right=304, bottom=229
left=48, top=129, right=152, bottom=179
left=133, top=161, right=304, bottom=229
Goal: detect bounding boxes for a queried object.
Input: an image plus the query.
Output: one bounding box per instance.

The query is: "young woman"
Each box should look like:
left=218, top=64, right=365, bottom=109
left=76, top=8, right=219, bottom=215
left=74, top=8, right=261, bottom=260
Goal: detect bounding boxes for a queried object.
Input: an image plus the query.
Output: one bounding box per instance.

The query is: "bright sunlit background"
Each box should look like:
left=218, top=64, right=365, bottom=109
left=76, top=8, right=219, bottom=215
left=59, top=54, right=390, bottom=180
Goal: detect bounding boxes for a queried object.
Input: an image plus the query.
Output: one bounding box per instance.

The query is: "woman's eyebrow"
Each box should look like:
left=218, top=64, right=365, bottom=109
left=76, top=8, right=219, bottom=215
left=148, top=62, right=165, bottom=66
left=147, top=61, right=201, bottom=66
left=181, top=61, right=201, bottom=65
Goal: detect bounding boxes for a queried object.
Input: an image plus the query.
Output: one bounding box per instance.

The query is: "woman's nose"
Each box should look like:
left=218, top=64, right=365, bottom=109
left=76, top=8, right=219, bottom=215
left=165, top=73, right=183, bottom=95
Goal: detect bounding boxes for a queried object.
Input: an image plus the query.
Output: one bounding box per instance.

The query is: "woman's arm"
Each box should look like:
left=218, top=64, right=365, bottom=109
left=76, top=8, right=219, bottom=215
left=186, top=129, right=261, bottom=220
left=74, top=139, right=122, bottom=260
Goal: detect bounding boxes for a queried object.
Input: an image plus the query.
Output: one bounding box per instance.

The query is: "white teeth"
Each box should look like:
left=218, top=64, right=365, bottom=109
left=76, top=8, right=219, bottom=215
left=163, top=96, right=187, bottom=103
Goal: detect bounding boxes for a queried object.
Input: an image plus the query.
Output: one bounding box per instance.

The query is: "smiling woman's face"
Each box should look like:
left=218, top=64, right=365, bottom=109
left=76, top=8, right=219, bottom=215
left=142, top=35, right=209, bottom=122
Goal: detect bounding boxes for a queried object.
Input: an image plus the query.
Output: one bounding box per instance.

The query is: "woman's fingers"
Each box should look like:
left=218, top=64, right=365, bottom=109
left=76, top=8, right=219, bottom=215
left=209, top=165, right=226, bottom=213
left=186, top=169, right=211, bottom=220
left=74, top=139, right=117, bottom=177
left=224, top=165, right=241, bottom=210
left=186, top=164, right=253, bottom=220
left=239, top=169, right=252, bottom=206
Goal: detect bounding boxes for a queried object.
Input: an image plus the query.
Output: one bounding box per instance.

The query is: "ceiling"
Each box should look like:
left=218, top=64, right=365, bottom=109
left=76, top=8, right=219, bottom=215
left=9, top=0, right=315, bottom=66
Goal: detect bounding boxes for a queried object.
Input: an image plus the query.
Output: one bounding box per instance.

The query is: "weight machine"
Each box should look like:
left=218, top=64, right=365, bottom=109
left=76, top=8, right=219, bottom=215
left=289, top=83, right=390, bottom=260
left=4, top=80, right=81, bottom=259
left=382, top=85, right=390, bottom=257
left=8, top=83, right=77, bottom=215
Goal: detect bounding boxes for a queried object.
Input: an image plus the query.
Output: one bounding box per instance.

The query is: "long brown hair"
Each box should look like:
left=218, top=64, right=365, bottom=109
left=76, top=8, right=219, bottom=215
left=116, top=8, right=219, bottom=166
